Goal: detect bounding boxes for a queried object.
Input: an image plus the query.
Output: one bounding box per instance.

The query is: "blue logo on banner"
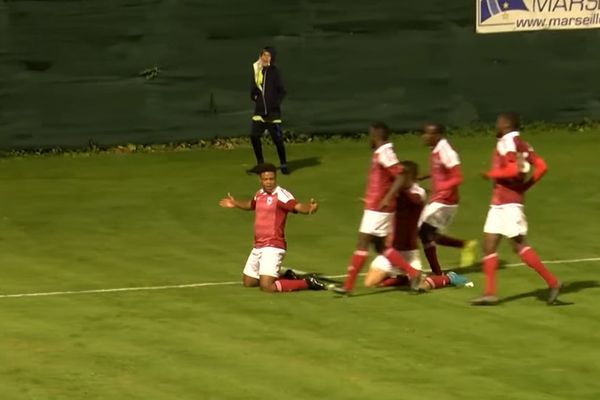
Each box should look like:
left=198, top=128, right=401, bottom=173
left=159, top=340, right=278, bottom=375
left=480, top=0, right=529, bottom=23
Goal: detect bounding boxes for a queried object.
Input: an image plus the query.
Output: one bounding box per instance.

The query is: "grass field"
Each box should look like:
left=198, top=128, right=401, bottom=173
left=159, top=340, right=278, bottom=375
left=1, top=128, right=599, bottom=400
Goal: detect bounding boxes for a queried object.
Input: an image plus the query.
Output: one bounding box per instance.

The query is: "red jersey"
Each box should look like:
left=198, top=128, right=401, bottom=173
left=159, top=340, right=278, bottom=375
left=251, top=186, right=297, bottom=250
left=489, top=131, right=543, bottom=206
left=392, top=183, right=426, bottom=251
left=364, top=143, right=403, bottom=212
left=429, top=138, right=461, bottom=205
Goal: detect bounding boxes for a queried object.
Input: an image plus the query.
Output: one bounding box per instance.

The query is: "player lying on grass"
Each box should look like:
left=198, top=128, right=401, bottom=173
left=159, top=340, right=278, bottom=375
left=363, top=161, right=471, bottom=291
left=219, top=163, right=327, bottom=292
left=472, top=112, right=561, bottom=306
left=418, top=123, right=477, bottom=274
left=334, top=123, right=424, bottom=295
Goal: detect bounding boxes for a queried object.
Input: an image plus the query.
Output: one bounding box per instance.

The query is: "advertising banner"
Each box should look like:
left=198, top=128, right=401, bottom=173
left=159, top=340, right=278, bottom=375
left=477, top=0, right=600, bottom=33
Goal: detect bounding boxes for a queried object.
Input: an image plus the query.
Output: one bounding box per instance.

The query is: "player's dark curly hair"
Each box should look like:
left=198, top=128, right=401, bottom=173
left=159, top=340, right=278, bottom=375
left=257, top=163, right=278, bottom=175
left=499, top=112, right=521, bottom=130
left=425, top=122, right=445, bottom=134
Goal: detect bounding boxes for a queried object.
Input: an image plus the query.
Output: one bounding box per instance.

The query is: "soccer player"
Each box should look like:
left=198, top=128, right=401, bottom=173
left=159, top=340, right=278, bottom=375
left=419, top=123, right=477, bottom=275
left=219, top=163, right=326, bottom=292
left=364, top=161, right=471, bottom=291
left=248, top=47, right=289, bottom=174
left=334, top=123, right=423, bottom=295
left=472, top=112, right=561, bottom=305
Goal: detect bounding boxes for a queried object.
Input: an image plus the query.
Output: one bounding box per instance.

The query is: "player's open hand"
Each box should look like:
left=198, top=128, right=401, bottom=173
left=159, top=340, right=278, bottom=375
left=308, top=198, right=319, bottom=215
left=219, top=193, right=236, bottom=208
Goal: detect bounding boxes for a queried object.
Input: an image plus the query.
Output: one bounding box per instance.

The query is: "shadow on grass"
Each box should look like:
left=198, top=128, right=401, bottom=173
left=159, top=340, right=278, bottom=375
left=287, top=157, right=321, bottom=174
left=498, top=280, right=600, bottom=305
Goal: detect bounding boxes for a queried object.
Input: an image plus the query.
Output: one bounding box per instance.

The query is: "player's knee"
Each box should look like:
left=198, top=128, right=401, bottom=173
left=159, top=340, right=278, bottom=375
left=363, top=277, right=378, bottom=288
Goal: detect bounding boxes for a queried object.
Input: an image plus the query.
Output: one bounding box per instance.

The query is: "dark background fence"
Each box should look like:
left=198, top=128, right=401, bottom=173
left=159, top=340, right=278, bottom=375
left=1, top=0, right=599, bottom=149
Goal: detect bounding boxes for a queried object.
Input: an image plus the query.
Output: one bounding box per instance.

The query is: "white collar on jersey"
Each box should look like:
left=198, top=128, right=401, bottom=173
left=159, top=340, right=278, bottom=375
left=432, top=138, right=449, bottom=153
left=374, top=142, right=393, bottom=154
left=500, top=131, right=520, bottom=140
left=258, top=186, right=280, bottom=195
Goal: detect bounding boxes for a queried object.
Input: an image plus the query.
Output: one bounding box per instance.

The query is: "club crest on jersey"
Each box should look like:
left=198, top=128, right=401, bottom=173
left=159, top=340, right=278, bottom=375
left=267, top=197, right=273, bottom=206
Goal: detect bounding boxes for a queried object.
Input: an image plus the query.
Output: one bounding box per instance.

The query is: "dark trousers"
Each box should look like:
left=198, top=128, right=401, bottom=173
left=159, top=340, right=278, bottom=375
left=250, top=120, right=287, bottom=166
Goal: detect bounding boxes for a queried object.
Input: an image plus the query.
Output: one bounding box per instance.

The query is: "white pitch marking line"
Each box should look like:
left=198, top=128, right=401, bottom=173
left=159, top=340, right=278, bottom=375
left=0, top=257, right=599, bottom=299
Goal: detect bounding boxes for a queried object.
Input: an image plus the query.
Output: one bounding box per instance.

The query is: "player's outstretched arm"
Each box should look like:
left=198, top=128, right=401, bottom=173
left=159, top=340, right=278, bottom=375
left=219, top=193, right=254, bottom=210
left=294, top=199, right=318, bottom=215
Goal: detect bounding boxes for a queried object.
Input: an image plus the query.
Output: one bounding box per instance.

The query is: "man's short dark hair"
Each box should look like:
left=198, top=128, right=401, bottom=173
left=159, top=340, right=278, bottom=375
left=499, top=112, right=521, bottom=130
left=425, top=122, right=445, bottom=134
left=401, top=160, right=419, bottom=180
left=370, top=121, right=391, bottom=140
left=257, top=163, right=277, bottom=175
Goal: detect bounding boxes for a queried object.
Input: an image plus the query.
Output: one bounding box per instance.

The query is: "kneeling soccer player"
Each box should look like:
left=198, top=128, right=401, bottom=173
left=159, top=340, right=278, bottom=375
left=363, top=161, right=471, bottom=291
left=219, top=163, right=326, bottom=292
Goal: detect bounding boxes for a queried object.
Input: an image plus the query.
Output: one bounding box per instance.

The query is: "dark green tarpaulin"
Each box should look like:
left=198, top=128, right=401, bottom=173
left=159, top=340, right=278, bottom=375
left=1, top=0, right=599, bottom=149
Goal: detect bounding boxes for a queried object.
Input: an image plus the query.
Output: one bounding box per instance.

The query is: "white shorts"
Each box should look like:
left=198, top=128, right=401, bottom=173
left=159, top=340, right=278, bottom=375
left=370, top=250, right=423, bottom=275
left=242, top=247, right=286, bottom=279
left=419, top=202, right=458, bottom=231
left=483, top=205, right=528, bottom=238
left=359, top=210, right=394, bottom=237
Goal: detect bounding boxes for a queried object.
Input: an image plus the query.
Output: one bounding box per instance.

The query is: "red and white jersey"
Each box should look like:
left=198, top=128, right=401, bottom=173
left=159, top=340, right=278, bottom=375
left=430, top=138, right=461, bottom=205
left=251, top=186, right=297, bottom=250
left=364, top=143, right=403, bottom=212
left=490, top=131, right=537, bottom=206
left=392, top=183, right=426, bottom=251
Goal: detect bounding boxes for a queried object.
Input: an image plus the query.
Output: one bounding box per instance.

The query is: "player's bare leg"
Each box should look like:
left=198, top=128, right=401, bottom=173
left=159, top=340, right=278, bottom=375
left=509, top=236, right=561, bottom=305
left=419, top=223, right=444, bottom=275
left=420, top=223, right=477, bottom=273
left=243, top=275, right=260, bottom=288
left=334, top=233, right=372, bottom=295
left=363, top=268, right=390, bottom=288
left=471, top=233, right=501, bottom=305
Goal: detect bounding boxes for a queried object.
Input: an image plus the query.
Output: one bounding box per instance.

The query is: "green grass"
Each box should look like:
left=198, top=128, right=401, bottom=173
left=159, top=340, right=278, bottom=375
left=1, top=129, right=600, bottom=400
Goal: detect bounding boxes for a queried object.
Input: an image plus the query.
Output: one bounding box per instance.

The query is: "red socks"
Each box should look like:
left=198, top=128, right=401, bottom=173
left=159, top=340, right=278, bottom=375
left=383, top=248, right=420, bottom=278
left=425, top=275, right=450, bottom=289
left=482, top=253, right=498, bottom=295
left=342, top=250, right=368, bottom=291
left=519, top=247, right=559, bottom=288
left=423, top=242, right=443, bottom=275
left=435, top=235, right=465, bottom=248
left=274, top=279, right=309, bottom=292
left=380, top=276, right=410, bottom=287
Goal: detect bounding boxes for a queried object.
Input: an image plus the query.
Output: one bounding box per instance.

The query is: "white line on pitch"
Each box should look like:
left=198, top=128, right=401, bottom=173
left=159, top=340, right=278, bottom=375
left=0, top=257, right=598, bottom=300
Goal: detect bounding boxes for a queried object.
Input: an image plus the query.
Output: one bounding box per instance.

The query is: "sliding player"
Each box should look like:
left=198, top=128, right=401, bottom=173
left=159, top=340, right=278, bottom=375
left=364, top=161, right=471, bottom=291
